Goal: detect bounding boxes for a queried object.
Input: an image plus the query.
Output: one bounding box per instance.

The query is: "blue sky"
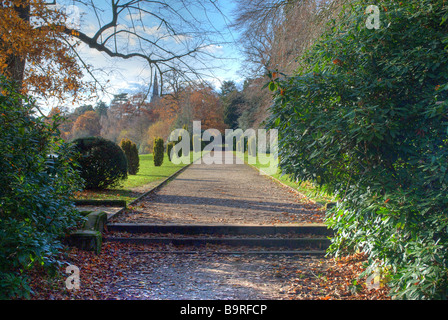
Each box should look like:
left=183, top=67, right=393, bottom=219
left=54, top=0, right=244, bottom=110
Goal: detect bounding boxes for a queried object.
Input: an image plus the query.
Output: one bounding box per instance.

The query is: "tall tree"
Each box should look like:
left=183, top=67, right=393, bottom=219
left=232, top=0, right=344, bottom=76
left=94, top=101, right=109, bottom=118
left=230, top=0, right=345, bottom=128
left=0, top=0, right=231, bottom=102
left=71, top=110, right=101, bottom=138
left=0, top=0, right=84, bottom=102
left=188, top=83, right=225, bottom=132
left=220, top=81, right=244, bottom=129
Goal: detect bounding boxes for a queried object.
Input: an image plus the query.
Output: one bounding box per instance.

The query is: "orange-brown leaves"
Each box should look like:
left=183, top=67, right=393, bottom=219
left=72, top=110, right=101, bottom=136
left=0, top=0, right=85, bottom=102
left=186, top=84, right=226, bottom=132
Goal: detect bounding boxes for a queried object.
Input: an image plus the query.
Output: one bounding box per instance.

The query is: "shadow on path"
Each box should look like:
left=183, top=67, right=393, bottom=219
left=147, top=194, right=312, bottom=215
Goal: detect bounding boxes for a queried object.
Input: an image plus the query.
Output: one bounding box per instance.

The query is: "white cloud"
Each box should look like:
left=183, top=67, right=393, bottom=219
left=125, top=12, right=148, bottom=22
left=202, top=44, right=224, bottom=54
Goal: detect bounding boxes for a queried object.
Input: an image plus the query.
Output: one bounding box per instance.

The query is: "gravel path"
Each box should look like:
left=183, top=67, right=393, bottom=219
left=31, top=155, right=384, bottom=301
left=104, top=152, right=330, bottom=301
left=110, top=151, right=324, bottom=225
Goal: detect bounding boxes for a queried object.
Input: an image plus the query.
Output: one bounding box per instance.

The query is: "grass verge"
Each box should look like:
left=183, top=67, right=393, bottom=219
left=74, top=154, right=188, bottom=204
left=236, top=151, right=335, bottom=206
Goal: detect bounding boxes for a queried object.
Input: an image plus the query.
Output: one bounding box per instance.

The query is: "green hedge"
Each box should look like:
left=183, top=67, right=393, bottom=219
left=0, top=76, right=84, bottom=299
left=153, top=137, right=164, bottom=166
left=268, top=0, right=448, bottom=299
left=167, top=141, right=175, bottom=162
left=120, top=138, right=140, bottom=175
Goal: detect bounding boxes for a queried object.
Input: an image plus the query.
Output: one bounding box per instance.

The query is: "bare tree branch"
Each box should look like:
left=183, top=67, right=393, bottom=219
left=231, top=0, right=346, bottom=76
left=64, top=0, right=228, bottom=86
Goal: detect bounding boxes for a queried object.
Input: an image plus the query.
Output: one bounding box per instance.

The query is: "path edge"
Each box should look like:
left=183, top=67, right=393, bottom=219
left=244, top=161, right=323, bottom=207
left=108, top=163, right=192, bottom=221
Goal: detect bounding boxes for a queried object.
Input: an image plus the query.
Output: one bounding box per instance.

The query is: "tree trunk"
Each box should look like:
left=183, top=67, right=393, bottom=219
left=5, top=55, right=26, bottom=89
left=4, top=3, right=30, bottom=89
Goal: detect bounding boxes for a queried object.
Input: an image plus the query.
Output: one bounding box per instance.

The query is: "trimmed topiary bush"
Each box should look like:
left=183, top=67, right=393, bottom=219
left=120, top=138, right=140, bottom=175
left=73, top=137, right=128, bottom=189
left=153, top=137, right=164, bottom=167
left=167, top=141, right=176, bottom=162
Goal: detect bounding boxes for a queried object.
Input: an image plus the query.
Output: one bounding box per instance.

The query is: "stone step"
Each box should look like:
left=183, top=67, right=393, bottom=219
left=107, top=223, right=333, bottom=236
left=74, top=199, right=127, bottom=207
left=128, top=249, right=327, bottom=256
left=104, top=235, right=331, bottom=250
left=105, top=223, right=332, bottom=254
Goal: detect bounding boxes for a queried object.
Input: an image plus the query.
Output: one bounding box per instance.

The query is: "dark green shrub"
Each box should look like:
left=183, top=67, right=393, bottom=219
left=0, top=76, right=84, bottom=299
left=120, top=138, right=140, bottom=175
left=153, top=137, right=164, bottom=166
left=167, top=141, right=176, bottom=162
left=129, top=141, right=139, bottom=174
left=268, top=0, right=448, bottom=299
left=73, top=137, right=128, bottom=189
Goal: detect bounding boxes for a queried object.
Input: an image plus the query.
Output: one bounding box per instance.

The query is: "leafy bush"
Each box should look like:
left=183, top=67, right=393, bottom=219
left=120, top=138, right=140, bottom=175
left=153, top=137, right=164, bottom=167
left=267, top=0, right=448, bottom=299
left=73, top=137, right=128, bottom=189
left=0, top=76, right=84, bottom=299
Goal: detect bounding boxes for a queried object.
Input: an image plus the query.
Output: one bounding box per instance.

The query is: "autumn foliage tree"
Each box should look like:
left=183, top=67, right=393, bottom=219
left=1, top=0, right=231, bottom=104
left=71, top=110, right=101, bottom=139
left=180, top=83, right=226, bottom=132
left=190, top=84, right=225, bottom=132
left=0, top=0, right=84, bottom=102
left=101, top=93, right=156, bottom=148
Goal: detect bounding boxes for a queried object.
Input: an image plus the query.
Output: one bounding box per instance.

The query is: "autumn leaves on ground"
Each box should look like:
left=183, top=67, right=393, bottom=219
left=28, top=243, right=389, bottom=300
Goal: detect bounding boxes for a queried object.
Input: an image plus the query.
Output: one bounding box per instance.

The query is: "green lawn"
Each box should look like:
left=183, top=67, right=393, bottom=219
left=75, top=153, right=189, bottom=204
left=236, top=151, right=335, bottom=205
left=118, top=154, right=187, bottom=189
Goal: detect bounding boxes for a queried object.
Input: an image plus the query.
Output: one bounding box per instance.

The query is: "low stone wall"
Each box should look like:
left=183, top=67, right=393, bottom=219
left=66, top=211, right=108, bottom=254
